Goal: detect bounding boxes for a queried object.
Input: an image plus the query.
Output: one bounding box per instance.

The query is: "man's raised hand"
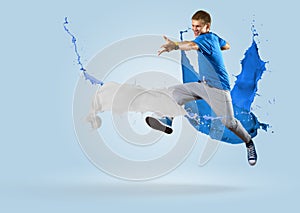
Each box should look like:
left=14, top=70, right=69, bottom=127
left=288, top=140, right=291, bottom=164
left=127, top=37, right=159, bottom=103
left=158, top=35, right=177, bottom=56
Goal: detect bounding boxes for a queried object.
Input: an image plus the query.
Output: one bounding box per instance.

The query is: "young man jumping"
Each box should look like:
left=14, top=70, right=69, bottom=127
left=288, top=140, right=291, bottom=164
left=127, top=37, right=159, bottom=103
left=146, top=10, right=258, bottom=166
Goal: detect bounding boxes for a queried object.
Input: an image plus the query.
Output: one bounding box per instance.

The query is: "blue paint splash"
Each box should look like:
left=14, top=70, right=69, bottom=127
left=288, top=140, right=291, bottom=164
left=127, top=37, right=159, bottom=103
left=181, top=26, right=269, bottom=144
left=231, top=26, right=267, bottom=111
left=63, top=17, right=103, bottom=85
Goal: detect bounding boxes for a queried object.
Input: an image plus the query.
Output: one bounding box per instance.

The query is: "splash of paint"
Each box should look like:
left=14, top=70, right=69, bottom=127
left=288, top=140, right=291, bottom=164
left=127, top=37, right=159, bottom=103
left=180, top=27, right=191, bottom=41
left=181, top=26, right=269, bottom=144
left=230, top=39, right=267, bottom=111
left=63, top=17, right=103, bottom=85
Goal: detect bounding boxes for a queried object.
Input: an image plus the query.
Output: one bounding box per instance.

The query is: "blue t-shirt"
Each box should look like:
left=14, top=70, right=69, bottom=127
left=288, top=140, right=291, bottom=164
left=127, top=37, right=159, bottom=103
left=193, top=32, right=230, bottom=91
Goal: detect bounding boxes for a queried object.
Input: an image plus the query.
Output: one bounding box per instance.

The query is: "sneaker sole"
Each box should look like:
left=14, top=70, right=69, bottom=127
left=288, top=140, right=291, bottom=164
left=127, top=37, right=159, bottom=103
left=248, top=159, right=257, bottom=166
left=145, top=117, right=173, bottom=134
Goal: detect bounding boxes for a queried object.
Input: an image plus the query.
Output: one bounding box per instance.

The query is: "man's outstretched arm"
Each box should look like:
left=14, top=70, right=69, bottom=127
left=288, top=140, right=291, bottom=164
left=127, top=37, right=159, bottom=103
left=158, top=35, right=198, bottom=55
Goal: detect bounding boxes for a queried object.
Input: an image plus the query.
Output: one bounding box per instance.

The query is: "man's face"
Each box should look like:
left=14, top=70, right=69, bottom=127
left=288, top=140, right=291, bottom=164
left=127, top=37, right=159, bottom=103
left=192, top=19, right=210, bottom=37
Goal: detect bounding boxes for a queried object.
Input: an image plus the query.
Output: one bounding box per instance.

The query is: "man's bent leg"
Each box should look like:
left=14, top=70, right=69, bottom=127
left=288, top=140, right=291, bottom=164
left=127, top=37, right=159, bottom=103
left=146, top=82, right=206, bottom=134
left=207, top=88, right=258, bottom=166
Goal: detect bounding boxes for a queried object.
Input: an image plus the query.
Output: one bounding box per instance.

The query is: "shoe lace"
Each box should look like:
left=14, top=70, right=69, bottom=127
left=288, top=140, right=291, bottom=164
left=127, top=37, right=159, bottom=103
left=247, top=143, right=257, bottom=159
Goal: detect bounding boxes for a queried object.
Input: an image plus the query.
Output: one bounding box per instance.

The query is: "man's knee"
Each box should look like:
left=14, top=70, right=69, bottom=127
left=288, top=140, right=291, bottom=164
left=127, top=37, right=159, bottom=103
left=170, top=88, right=185, bottom=105
left=222, top=118, right=238, bottom=131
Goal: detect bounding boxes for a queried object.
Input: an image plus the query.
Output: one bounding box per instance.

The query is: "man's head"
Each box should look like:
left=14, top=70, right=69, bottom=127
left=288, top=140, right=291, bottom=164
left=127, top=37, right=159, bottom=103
left=191, top=10, right=211, bottom=37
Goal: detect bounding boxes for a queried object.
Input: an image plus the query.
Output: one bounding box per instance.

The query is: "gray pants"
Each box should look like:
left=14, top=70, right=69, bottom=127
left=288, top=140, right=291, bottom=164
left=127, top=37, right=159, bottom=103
left=169, top=82, right=251, bottom=143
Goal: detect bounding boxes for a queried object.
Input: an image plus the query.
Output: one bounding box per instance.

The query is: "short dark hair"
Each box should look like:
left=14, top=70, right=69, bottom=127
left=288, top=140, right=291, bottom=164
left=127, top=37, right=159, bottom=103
left=192, top=10, right=211, bottom=24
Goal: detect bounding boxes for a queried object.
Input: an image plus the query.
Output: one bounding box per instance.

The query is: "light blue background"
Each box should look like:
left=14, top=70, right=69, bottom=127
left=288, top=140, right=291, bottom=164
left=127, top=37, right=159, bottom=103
left=1, top=0, right=299, bottom=212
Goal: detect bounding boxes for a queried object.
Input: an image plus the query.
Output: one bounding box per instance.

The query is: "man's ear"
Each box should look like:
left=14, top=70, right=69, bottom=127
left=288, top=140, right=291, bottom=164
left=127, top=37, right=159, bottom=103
left=206, top=23, right=211, bottom=31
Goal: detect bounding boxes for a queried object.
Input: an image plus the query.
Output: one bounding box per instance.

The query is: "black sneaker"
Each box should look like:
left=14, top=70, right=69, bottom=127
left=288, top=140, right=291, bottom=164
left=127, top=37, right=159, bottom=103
left=246, top=140, right=257, bottom=166
left=145, top=116, right=173, bottom=134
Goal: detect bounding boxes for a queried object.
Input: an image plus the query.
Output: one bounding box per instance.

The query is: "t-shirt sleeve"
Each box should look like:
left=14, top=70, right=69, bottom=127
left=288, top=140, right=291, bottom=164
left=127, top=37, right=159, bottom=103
left=218, top=36, right=227, bottom=48
left=192, top=36, right=212, bottom=55
left=192, top=37, right=201, bottom=49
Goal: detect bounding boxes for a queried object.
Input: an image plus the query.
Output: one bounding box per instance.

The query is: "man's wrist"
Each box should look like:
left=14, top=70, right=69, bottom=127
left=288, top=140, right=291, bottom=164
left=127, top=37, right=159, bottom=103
left=174, top=42, right=179, bottom=50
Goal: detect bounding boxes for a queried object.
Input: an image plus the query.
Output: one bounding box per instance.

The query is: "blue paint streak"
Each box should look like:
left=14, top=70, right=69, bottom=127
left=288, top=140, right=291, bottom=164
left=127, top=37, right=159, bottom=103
left=180, top=28, right=191, bottom=41
left=231, top=41, right=267, bottom=111
left=82, top=71, right=104, bottom=85
left=181, top=27, right=269, bottom=144
left=63, top=17, right=103, bottom=85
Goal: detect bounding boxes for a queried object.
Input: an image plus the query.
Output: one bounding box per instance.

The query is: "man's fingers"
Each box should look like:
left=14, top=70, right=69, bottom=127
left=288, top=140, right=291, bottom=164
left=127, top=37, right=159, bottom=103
left=159, top=35, right=172, bottom=55
left=160, top=44, right=168, bottom=49
left=163, top=35, right=169, bottom=42
left=158, top=48, right=167, bottom=56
